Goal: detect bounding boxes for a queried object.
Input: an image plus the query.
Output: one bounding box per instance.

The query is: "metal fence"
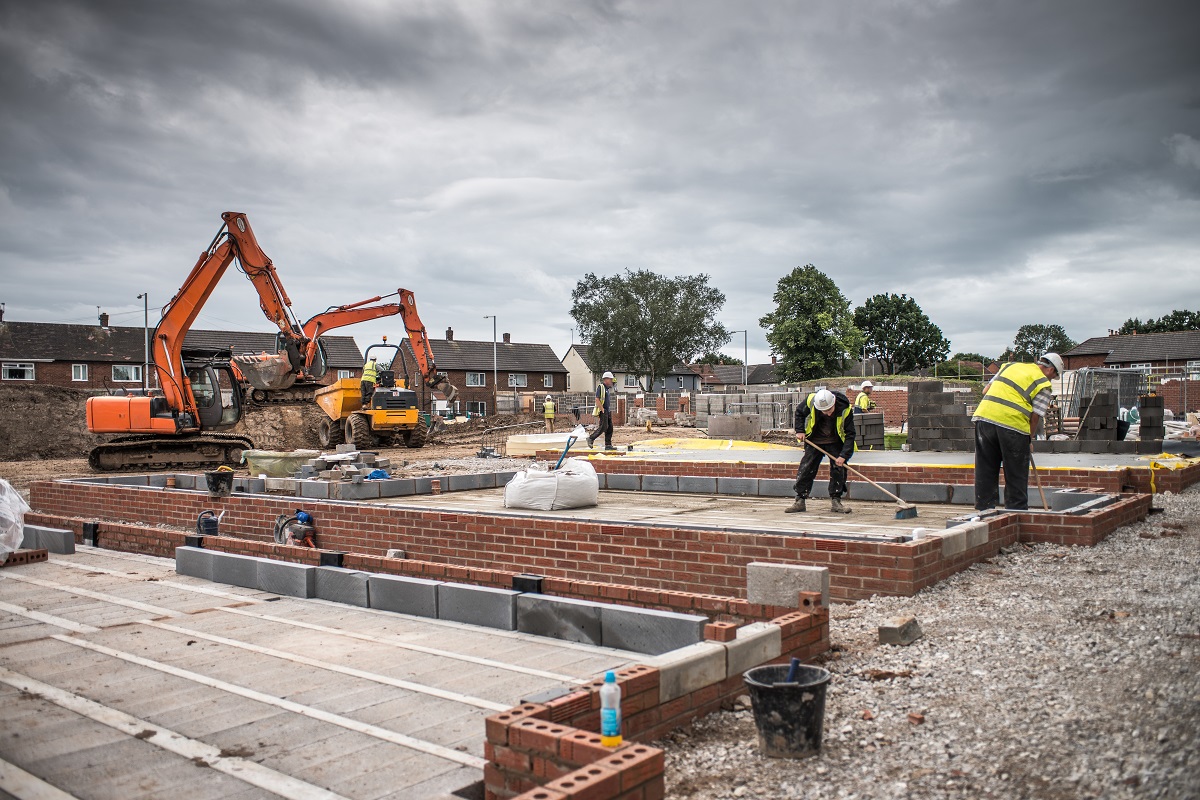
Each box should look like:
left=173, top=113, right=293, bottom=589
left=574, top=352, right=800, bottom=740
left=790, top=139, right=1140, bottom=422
left=1063, top=368, right=1147, bottom=417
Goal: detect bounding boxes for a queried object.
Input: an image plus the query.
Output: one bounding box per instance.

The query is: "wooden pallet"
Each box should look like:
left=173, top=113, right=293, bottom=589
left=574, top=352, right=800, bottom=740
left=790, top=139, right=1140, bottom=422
left=1, top=548, right=49, bottom=568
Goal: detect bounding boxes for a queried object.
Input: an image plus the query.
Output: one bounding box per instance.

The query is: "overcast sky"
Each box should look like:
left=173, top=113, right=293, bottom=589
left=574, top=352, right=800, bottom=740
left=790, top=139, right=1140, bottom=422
left=1, top=0, right=1197, bottom=366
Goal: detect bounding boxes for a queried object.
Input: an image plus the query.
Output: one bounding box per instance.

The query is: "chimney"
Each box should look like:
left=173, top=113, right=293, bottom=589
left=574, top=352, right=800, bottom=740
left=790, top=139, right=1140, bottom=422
left=503, top=332, right=511, bottom=344
left=771, top=355, right=776, bottom=365
left=445, top=327, right=453, bottom=341
left=99, top=312, right=110, bottom=328
left=0, top=303, right=5, bottom=323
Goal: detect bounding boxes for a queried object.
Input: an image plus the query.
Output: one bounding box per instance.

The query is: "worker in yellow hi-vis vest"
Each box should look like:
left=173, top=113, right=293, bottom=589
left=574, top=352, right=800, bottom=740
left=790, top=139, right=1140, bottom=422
left=971, top=352, right=1062, bottom=511
left=360, top=357, right=378, bottom=404
left=854, top=380, right=876, bottom=412
left=543, top=395, right=555, bottom=433
left=587, top=371, right=616, bottom=450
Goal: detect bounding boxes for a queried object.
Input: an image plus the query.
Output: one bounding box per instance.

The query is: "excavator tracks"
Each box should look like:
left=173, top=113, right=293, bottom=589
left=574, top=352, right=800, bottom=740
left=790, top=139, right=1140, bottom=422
left=88, top=434, right=255, bottom=472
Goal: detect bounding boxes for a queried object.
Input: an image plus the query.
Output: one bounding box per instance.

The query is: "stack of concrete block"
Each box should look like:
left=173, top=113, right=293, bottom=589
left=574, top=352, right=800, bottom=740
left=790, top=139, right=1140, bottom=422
left=300, top=447, right=390, bottom=482
left=1138, top=394, right=1165, bottom=440
left=1077, top=390, right=1119, bottom=441
left=906, top=381, right=975, bottom=452
left=855, top=411, right=885, bottom=449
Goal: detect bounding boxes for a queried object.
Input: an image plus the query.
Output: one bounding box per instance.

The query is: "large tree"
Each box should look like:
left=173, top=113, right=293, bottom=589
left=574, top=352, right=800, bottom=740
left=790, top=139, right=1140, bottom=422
left=759, top=264, right=863, bottom=382
left=1011, top=323, right=1076, bottom=361
left=696, top=352, right=743, bottom=365
left=570, top=269, right=729, bottom=391
left=853, top=293, right=950, bottom=375
left=1118, top=309, right=1200, bottom=334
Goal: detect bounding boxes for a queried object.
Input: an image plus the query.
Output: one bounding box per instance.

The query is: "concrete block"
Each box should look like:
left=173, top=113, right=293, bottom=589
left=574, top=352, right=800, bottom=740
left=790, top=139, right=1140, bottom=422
left=596, top=473, right=607, bottom=489
left=29, top=526, right=75, bottom=555
left=234, top=478, right=265, bottom=494
left=847, top=480, right=899, bottom=502
left=641, top=475, right=678, bottom=493
left=300, top=481, right=331, bottom=500
left=368, top=574, right=440, bottom=618
left=174, top=546, right=214, bottom=581
left=174, top=474, right=196, bottom=489
left=413, top=477, right=434, bottom=494
left=600, top=605, right=707, bottom=655
left=193, top=475, right=209, bottom=491
left=724, top=622, right=783, bottom=679
left=950, top=484, right=975, bottom=505
left=148, top=475, right=168, bottom=488
left=897, top=483, right=952, bottom=504
left=606, top=474, right=640, bottom=491
left=879, top=616, right=923, bottom=646
left=20, top=526, right=38, bottom=549
left=378, top=478, right=415, bottom=497
left=263, top=477, right=299, bottom=493
left=315, top=566, right=370, bottom=607
left=758, top=478, right=795, bottom=498
left=447, top=473, right=489, bottom=492
left=806, top=481, right=831, bottom=499
left=707, top=414, right=762, bottom=441
left=746, top=562, right=829, bottom=608
left=678, top=476, right=717, bottom=494
left=935, top=528, right=967, bottom=556
left=257, top=560, right=316, bottom=598
left=646, top=642, right=727, bottom=703
left=517, top=595, right=604, bottom=645
left=210, top=552, right=261, bottom=589
left=437, top=582, right=519, bottom=630
left=495, top=471, right=519, bottom=487
left=335, top=481, right=381, bottom=501
left=961, top=521, right=989, bottom=549
left=1049, top=491, right=1107, bottom=512
left=108, top=475, right=149, bottom=486
left=717, top=477, right=759, bottom=496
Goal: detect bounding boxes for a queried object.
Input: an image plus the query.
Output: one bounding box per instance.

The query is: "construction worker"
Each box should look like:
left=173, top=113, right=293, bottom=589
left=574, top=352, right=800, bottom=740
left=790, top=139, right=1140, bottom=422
left=854, top=380, right=876, bottom=412
left=786, top=388, right=856, bottom=514
left=587, top=371, right=616, bottom=450
left=972, top=352, right=1063, bottom=511
left=543, top=395, right=556, bottom=433
left=360, top=356, right=378, bottom=404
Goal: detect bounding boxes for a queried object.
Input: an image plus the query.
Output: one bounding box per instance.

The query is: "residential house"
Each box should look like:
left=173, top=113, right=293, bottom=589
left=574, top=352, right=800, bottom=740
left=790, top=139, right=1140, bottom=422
left=1064, top=331, right=1200, bottom=378
left=562, top=344, right=701, bottom=393
left=690, top=361, right=780, bottom=392
left=0, top=314, right=363, bottom=389
left=405, top=328, right=568, bottom=416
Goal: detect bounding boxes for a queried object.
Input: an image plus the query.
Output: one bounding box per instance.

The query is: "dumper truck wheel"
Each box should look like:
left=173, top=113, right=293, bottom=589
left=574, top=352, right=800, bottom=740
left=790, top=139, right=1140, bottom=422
left=404, top=420, right=429, bottom=449
left=345, top=413, right=375, bottom=450
left=318, top=418, right=343, bottom=448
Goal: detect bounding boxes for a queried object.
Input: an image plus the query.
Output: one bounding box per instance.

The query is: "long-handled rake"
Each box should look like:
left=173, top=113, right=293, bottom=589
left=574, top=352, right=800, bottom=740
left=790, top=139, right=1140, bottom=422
left=803, top=440, right=919, bottom=520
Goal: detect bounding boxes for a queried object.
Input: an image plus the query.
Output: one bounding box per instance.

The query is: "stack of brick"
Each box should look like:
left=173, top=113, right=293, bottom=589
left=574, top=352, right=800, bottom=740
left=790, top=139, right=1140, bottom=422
left=1077, top=390, right=1119, bottom=441
left=906, top=381, right=975, bottom=452
left=1139, top=394, right=1166, bottom=440
left=855, top=411, right=885, bottom=449
left=297, top=446, right=390, bottom=481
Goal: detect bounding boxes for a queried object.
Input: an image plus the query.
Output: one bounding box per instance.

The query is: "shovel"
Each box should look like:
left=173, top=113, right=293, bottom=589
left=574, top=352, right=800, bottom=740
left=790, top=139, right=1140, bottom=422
left=1029, top=450, right=1048, bottom=509
left=553, top=436, right=578, bottom=470
left=803, top=440, right=918, bottom=520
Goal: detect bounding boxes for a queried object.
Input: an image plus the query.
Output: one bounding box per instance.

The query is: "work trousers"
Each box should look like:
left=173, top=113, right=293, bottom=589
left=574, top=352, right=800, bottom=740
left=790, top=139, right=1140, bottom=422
left=793, top=440, right=848, bottom=499
left=589, top=411, right=614, bottom=448
left=360, top=380, right=375, bottom=404
left=544, top=418, right=554, bottom=434
left=974, top=420, right=1030, bottom=510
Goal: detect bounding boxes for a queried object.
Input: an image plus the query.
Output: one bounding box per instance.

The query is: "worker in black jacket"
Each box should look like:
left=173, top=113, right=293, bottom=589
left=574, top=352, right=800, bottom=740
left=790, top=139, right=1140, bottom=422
left=786, top=389, right=856, bottom=514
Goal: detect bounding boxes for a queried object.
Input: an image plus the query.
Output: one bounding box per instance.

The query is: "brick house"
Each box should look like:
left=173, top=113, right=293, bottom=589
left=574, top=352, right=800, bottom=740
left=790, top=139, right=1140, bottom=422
left=0, top=316, right=364, bottom=390
left=405, top=328, right=568, bottom=416
left=690, top=361, right=780, bottom=391
left=563, top=344, right=701, bottom=394
left=1064, top=331, right=1200, bottom=378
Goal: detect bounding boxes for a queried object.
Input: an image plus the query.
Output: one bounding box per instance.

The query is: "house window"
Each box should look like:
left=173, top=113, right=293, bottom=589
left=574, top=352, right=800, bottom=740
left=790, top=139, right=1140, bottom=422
left=677, top=376, right=684, bottom=388
left=543, top=373, right=554, bottom=388
left=1130, top=363, right=1152, bottom=374
left=508, top=373, right=527, bottom=387
left=466, top=401, right=487, bottom=415
left=72, top=364, right=89, bottom=382
left=2, top=362, right=35, bottom=381
left=466, top=372, right=486, bottom=387
left=337, top=369, right=353, bottom=380
left=112, top=364, right=143, bottom=382
left=624, top=374, right=640, bottom=388
left=1187, top=360, right=1200, bottom=376
left=566, top=374, right=571, bottom=390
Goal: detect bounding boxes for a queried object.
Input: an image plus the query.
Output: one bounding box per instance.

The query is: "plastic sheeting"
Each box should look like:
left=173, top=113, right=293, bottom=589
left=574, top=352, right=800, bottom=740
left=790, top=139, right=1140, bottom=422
left=504, top=457, right=599, bottom=510
left=0, top=479, right=30, bottom=557
left=242, top=449, right=320, bottom=478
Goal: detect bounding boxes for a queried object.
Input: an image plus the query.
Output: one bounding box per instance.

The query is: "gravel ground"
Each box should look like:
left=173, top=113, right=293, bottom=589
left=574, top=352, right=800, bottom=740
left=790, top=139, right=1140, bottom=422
left=660, top=487, right=1200, bottom=800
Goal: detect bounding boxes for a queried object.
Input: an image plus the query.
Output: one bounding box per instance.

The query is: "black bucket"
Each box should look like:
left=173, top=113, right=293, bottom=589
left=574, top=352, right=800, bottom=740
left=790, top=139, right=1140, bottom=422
left=196, top=510, right=219, bottom=537
left=205, top=470, right=233, bottom=497
left=744, top=664, right=832, bottom=758
left=1116, top=420, right=1131, bottom=441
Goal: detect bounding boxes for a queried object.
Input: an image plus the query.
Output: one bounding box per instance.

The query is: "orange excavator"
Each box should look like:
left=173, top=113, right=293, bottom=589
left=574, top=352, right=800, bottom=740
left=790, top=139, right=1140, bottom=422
left=86, top=211, right=455, bottom=470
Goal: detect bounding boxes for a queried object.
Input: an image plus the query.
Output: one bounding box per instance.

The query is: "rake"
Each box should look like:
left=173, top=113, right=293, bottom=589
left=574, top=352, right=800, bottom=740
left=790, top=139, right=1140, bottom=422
left=803, top=440, right=919, bottom=520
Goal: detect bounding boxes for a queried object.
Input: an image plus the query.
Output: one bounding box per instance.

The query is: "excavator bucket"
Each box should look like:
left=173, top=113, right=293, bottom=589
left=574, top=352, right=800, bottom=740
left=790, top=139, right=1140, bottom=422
left=233, top=351, right=298, bottom=391
left=433, top=375, right=458, bottom=404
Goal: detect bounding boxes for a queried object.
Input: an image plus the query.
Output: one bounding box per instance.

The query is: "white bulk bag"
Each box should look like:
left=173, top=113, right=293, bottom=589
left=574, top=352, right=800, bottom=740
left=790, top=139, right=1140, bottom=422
left=504, top=458, right=599, bottom=510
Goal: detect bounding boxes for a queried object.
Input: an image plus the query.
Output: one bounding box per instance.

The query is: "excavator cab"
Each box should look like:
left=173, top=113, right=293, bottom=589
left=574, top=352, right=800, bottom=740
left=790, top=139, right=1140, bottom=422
left=183, top=354, right=243, bottom=430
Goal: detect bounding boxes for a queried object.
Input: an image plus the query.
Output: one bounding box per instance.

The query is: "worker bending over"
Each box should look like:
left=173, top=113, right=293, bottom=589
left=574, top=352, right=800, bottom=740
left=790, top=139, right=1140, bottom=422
left=854, top=380, right=876, bottom=412
left=587, top=371, right=616, bottom=450
left=543, top=395, right=556, bottom=433
left=972, top=352, right=1063, bottom=511
left=787, top=388, right=856, bottom=514
left=360, top=357, right=378, bottom=404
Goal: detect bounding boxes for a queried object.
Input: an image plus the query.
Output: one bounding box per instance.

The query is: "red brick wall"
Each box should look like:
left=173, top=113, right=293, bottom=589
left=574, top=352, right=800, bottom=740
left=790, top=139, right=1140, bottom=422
left=1158, top=379, right=1200, bottom=416
left=1064, top=353, right=1108, bottom=370
left=846, top=388, right=908, bottom=425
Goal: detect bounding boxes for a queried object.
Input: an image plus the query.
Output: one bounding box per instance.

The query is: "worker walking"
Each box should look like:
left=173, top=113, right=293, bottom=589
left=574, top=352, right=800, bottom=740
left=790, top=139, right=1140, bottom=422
left=786, top=389, right=856, bottom=514
left=854, top=380, right=876, bottom=412
left=587, top=371, right=616, bottom=450
left=543, top=395, right=556, bottom=433
left=972, top=352, right=1063, bottom=511
left=360, top=356, right=378, bottom=404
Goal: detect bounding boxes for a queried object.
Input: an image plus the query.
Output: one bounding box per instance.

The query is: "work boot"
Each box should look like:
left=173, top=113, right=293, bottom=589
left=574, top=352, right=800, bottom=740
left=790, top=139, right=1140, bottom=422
left=830, top=497, right=852, bottom=514
left=784, top=498, right=807, bottom=513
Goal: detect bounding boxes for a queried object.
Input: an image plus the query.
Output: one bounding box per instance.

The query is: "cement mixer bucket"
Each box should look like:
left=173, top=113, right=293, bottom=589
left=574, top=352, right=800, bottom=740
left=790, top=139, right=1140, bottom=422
left=233, top=351, right=298, bottom=391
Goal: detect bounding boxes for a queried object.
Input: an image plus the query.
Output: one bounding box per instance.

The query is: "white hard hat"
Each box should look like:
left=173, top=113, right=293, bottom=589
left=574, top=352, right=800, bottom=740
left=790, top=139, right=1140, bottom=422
left=861, top=380, right=873, bottom=389
left=602, top=371, right=614, bottom=380
left=1039, top=352, right=1064, bottom=376
left=813, top=389, right=836, bottom=411
left=546, top=395, right=552, bottom=401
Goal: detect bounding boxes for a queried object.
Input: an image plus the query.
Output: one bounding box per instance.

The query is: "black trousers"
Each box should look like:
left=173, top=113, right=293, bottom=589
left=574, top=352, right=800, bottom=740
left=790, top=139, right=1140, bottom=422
left=360, top=380, right=375, bottom=404
left=974, top=420, right=1030, bottom=510
left=590, top=411, right=613, bottom=448
left=794, top=440, right=848, bottom=499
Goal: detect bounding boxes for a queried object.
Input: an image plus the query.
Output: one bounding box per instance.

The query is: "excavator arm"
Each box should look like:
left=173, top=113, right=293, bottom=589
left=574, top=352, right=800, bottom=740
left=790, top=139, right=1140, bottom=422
left=395, top=289, right=458, bottom=404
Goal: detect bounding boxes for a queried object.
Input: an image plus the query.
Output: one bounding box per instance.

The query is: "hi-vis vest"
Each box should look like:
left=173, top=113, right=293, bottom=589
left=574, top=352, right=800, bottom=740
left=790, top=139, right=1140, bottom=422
left=594, top=383, right=608, bottom=415
left=544, top=399, right=555, bottom=418
left=362, top=361, right=378, bottom=383
left=974, top=362, right=1051, bottom=435
left=805, top=394, right=852, bottom=442
left=854, top=392, right=875, bottom=411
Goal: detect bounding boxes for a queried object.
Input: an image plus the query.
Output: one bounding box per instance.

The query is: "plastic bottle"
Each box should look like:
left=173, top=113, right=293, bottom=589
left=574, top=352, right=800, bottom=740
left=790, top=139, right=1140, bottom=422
left=599, top=671, right=622, bottom=747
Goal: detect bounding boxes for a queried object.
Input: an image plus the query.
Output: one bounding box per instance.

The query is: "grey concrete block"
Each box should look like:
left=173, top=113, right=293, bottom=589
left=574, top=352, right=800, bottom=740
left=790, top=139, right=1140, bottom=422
left=257, top=560, right=316, bottom=598
left=109, top=475, right=149, bottom=486
left=847, top=480, right=899, bottom=502
left=806, top=481, right=831, bottom=499
left=717, top=477, right=759, bottom=496
left=174, top=546, right=214, bottom=581
left=25, top=525, right=76, bottom=554
left=148, top=475, right=169, bottom=488
left=606, top=473, right=640, bottom=491
left=678, top=476, right=717, bottom=494
left=315, top=566, right=370, bottom=607
left=211, top=552, right=261, bottom=590
left=369, top=574, right=440, bottom=618
left=897, top=483, right=952, bottom=504
left=173, top=474, right=196, bottom=489
left=300, top=481, right=331, bottom=499
left=642, top=475, right=679, bottom=493
left=20, top=526, right=38, bottom=549
left=264, top=477, right=299, bottom=493
left=413, top=477, right=434, bottom=494
left=447, top=473, right=488, bottom=492
left=758, top=478, right=795, bottom=498
left=746, top=562, right=829, bottom=608
left=336, top=481, right=381, bottom=501
left=646, top=642, right=727, bottom=702
left=596, top=473, right=607, bottom=489
left=600, top=605, right=707, bottom=655
left=963, top=522, right=989, bottom=549
left=724, top=622, right=783, bottom=679
left=378, top=478, right=415, bottom=497
left=495, top=471, right=519, bottom=487
left=437, top=582, right=519, bottom=630
left=1049, top=491, right=1107, bottom=512
left=234, top=478, right=265, bottom=494
left=935, top=528, right=967, bottom=556
left=516, top=595, right=603, bottom=645
left=950, top=484, right=975, bottom=505
left=879, top=616, right=923, bottom=646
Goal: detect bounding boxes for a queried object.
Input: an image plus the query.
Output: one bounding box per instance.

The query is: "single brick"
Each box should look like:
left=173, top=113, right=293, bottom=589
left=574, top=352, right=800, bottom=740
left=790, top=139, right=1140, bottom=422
left=878, top=615, right=923, bottom=646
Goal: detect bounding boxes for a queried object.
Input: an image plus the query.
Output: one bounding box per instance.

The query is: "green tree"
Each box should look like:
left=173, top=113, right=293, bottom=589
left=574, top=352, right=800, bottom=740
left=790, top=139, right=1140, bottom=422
left=1118, top=309, right=1200, bottom=334
left=853, top=293, right=950, bottom=374
left=759, top=264, right=863, bottom=381
left=696, top=352, right=743, bottom=365
left=951, top=352, right=995, bottom=366
left=571, top=269, right=729, bottom=391
left=1011, top=323, right=1076, bottom=361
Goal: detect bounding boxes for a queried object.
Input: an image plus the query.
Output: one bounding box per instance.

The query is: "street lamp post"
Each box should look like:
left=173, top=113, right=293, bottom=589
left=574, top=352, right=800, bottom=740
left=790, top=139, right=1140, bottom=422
left=483, top=315, right=497, bottom=416
left=136, top=293, right=149, bottom=392
left=731, top=330, right=748, bottom=387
